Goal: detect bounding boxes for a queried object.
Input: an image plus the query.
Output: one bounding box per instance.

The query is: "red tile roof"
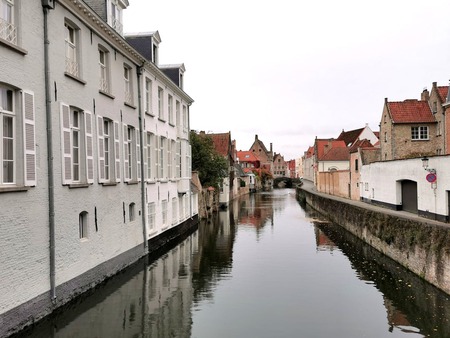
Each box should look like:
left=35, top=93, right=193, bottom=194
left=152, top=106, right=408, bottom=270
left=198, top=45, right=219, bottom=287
left=315, top=139, right=347, bottom=160
left=337, top=128, right=364, bottom=147
left=437, top=86, right=449, bottom=103
left=208, top=132, right=231, bottom=157
left=320, top=146, right=350, bottom=161
left=387, top=99, right=435, bottom=124
left=349, top=139, right=373, bottom=153
left=237, top=151, right=259, bottom=162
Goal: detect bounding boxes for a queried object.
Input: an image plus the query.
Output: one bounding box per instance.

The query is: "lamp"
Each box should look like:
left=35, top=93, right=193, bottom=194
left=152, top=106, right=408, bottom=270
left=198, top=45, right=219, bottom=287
left=421, top=156, right=436, bottom=174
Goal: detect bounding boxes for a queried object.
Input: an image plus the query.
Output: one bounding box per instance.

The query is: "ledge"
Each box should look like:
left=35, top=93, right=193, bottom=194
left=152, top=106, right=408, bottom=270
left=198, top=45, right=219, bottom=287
left=99, top=90, right=115, bottom=100
left=64, top=72, right=87, bottom=85
left=68, top=183, right=90, bottom=189
left=126, top=180, right=139, bottom=185
left=0, top=186, right=31, bottom=193
left=101, top=182, right=117, bottom=186
left=0, top=39, right=27, bottom=55
left=124, top=102, right=136, bottom=109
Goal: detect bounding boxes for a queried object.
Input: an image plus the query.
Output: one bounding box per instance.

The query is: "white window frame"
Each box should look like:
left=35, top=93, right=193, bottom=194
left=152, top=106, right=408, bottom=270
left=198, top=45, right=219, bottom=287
left=99, top=47, right=110, bottom=93
left=159, top=136, right=166, bottom=179
left=64, top=21, right=79, bottom=77
left=145, top=78, right=152, bottom=115
left=60, top=103, right=94, bottom=185
left=182, top=105, right=187, bottom=132
left=146, top=132, right=155, bottom=181
left=411, top=126, right=429, bottom=140
left=0, top=0, right=17, bottom=45
left=168, top=94, right=173, bottom=125
left=0, top=87, right=36, bottom=187
left=124, top=65, right=133, bottom=105
left=172, top=197, right=177, bottom=225
left=162, top=199, right=168, bottom=228
left=97, top=116, right=119, bottom=183
left=148, top=202, right=155, bottom=231
left=108, top=0, right=123, bottom=35
left=158, top=87, right=164, bottom=120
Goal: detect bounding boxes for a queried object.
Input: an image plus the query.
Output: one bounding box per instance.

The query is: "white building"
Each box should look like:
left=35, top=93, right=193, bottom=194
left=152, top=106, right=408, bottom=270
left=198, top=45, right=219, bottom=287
left=360, top=155, right=449, bottom=222
left=0, top=1, right=197, bottom=336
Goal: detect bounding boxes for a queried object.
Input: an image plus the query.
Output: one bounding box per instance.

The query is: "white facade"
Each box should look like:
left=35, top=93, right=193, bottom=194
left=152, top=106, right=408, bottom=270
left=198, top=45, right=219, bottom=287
left=0, top=1, right=196, bottom=335
left=360, top=156, right=450, bottom=219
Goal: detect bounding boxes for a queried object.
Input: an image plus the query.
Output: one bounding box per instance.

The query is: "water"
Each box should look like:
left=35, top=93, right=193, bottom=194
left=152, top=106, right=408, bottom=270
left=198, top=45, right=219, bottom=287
left=13, top=189, right=450, bottom=338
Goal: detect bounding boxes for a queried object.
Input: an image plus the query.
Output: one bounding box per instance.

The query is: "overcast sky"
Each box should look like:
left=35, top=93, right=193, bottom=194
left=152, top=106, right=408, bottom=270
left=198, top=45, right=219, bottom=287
left=124, top=0, right=450, bottom=160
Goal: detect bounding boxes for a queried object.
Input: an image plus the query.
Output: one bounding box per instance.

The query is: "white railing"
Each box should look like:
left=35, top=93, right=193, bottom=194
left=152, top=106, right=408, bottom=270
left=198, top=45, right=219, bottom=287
left=112, top=18, right=123, bottom=35
left=0, top=17, right=16, bottom=45
left=99, top=78, right=109, bottom=93
left=65, top=57, right=79, bottom=77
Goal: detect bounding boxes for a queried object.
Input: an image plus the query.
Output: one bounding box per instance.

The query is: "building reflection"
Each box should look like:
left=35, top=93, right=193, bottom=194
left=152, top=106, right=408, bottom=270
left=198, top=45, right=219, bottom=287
left=305, top=203, right=450, bottom=338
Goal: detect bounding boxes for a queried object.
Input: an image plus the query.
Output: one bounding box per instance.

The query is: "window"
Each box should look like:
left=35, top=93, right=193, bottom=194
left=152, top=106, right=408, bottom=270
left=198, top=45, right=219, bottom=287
left=65, top=22, right=79, bottom=77
left=168, top=94, right=173, bottom=125
left=0, top=87, right=35, bottom=188
left=123, top=124, right=139, bottom=182
left=99, top=48, right=110, bottom=93
left=146, top=132, right=155, bottom=180
left=108, top=0, right=123, bottom=35
left=162, top=199, right=168, bottom=227
left=158, top=87, right=164, bottom=120
left=79, top=211, right=88, bottom=239
left=97, top=117, right=120, bottom=183
left=175, top=100, right=180, bottom=127
left=145, top=78, right=152, bottom=115
left=182, top=105, right=187, bottom=131
left=60, top=104, right=94, bottom=185
left=437, top=121, right=442, bottom=136
left=124, top=65, right=133, bottom=105
left=384, top=132, right=387, bottom=142
left=129, top=202, right=135, bottom=221
left=0, top=0, right=16, bottom=45
left=411, top=126, right=429, bottom=140
left=159, top=136, right=166, bottom=179
left=147, top=202, right=155, bottom=231
left=172, top=197, right=177, bottom=225
left=355, top=159, right=359, bottom=172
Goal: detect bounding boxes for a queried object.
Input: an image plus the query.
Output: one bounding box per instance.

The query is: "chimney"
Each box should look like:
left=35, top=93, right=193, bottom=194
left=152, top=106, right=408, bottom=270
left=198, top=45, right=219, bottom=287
left=270, top=143, right=273, bottom=153
left=255, top=134, right=258, bottom=140
left=421, top=87, right=429, bottom=101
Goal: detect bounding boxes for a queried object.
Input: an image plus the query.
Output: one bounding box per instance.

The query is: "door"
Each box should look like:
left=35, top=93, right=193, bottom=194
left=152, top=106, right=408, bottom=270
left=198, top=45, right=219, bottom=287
left=401, top=180, right=418, bottom=213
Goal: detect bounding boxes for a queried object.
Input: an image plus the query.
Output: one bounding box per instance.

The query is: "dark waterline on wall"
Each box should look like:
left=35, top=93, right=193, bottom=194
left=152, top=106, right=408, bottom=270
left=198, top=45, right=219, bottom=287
left=11, top=189, right=450, bottom=338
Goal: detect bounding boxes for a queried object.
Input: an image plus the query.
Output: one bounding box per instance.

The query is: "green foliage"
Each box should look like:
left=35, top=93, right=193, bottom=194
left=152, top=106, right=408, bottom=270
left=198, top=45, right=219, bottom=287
left=190, top=131, right=228, bottom=188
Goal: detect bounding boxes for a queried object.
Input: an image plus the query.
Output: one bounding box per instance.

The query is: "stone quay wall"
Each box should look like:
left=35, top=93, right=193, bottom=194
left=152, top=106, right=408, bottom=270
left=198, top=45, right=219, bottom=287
left=297, top=188, right=450, bottom=296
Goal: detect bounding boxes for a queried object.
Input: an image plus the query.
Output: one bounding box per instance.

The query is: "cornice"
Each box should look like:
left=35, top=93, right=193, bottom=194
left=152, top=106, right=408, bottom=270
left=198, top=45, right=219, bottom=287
left=59, top=0, right=194, bottom=104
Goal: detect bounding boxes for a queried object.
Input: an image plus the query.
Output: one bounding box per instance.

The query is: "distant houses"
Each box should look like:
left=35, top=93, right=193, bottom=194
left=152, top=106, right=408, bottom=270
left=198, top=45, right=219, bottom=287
left=302, top=82, right=450, bottom=222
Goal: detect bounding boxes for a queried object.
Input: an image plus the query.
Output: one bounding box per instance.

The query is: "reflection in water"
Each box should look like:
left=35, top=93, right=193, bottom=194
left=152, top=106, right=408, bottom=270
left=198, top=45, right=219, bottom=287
left=12, top=190, right=450, bottom=338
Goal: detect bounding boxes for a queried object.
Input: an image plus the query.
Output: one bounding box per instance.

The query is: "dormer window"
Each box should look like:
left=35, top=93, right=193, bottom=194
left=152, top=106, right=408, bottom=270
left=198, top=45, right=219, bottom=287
left=152, top=42, right=158, bottom=64
left=108, top=0, right=126, bottom=35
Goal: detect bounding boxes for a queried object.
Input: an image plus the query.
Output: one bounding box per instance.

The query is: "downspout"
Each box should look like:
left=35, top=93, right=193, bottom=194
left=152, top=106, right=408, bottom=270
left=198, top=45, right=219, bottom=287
left=42, top=2, right=56, bottom=303
left=136, top=65, right=148, bottom=252
left=188, top=104, right=193, bottom=218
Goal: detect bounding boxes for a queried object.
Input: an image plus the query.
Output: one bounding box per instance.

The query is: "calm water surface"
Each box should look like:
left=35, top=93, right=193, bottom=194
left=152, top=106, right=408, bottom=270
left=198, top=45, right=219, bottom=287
left=14, top=189, right=450, bottom=338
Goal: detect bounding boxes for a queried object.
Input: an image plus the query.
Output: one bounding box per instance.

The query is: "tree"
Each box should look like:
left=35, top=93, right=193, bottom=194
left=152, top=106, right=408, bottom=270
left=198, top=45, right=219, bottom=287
left=190, top=131, right=228, bottom=188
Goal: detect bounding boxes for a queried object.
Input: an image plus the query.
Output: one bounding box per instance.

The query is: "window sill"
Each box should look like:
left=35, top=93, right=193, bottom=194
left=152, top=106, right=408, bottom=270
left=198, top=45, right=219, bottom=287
left=0, top=186, right=31, bottom=193
left=126, top=180, right=139, bottom=185
left=68, top=183, right=90, bottom=189
left=0, top=39, right=27, bottom=55
left=159, top=179, right=169, bottom=183
left=124, top=102, right=137, bottom=109
left=158, top=118, right=166, bottom=123
left=99, top=90, right=115, bottom=100
left=64, top=72, right=87, bottom=85
left=145, top=111, right=155, bottom=117
left=146, top=180, right=157, bottom=184
left=101, top=182, right=117, bottom=186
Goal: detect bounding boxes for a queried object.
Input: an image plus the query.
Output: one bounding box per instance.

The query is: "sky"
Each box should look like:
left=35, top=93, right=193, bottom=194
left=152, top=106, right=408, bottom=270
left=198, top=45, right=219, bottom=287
left=124, top=0, right=450, bottom=160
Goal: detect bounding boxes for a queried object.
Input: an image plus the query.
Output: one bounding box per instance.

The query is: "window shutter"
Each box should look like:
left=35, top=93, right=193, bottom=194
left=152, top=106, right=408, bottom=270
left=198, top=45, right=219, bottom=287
left=155, top=135, right=160, bottom=179
left=123, top=123, right=130, bottom=182
left=176, top=140, right=181, bottom=179
left=143, top=132, right=148, bottom=181
left=167, top=140, right=172, bottom=180
left=97, top=115, right=106, bottom=183
left=22, top=91, right=36, bottom=186
left=85, top=110, right=94, bottom=184
left=113, top=121, right=121, bottom=182
left=60, top=103, right=72, bottom=184
left=136, top=128, right=141, bottom=181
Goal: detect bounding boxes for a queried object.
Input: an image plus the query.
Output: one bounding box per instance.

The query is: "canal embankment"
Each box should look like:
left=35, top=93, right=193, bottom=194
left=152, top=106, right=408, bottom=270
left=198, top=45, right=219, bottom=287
left=297, top=180, right=450, bottom=296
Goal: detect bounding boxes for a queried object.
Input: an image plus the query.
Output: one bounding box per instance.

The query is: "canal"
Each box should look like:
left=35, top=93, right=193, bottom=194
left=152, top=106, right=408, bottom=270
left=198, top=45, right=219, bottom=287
left=13, top=189, right=450, bottom=338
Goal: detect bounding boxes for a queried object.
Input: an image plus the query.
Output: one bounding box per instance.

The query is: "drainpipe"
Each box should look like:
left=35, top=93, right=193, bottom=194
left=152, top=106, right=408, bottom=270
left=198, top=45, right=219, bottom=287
left=136, top=64, right=148, bottom=252
left=42, top=1, right=56, bottom=303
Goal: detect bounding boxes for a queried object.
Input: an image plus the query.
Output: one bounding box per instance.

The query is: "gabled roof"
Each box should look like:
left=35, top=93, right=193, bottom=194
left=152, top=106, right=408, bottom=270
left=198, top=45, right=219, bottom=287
left=304, top=146, right=314, bottom=158
left=437, top=86, right=449, bottom=103
left=386, top=99, right=435, bottom=124
left=208, top=132, right=231, bottom=157
left=315, top=139, right=347, bottom=160
left=349, top=139, right=373, bottom=153
left=237, top=151, right=259, bottom=163
left=320, top=147, right=350, bottom=161
left=337, top=128, right=364, bottom=147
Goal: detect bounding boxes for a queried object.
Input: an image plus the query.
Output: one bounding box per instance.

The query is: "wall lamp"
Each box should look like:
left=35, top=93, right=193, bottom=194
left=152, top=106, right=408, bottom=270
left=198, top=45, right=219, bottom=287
left=421, top=156, right=436, bottom=174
